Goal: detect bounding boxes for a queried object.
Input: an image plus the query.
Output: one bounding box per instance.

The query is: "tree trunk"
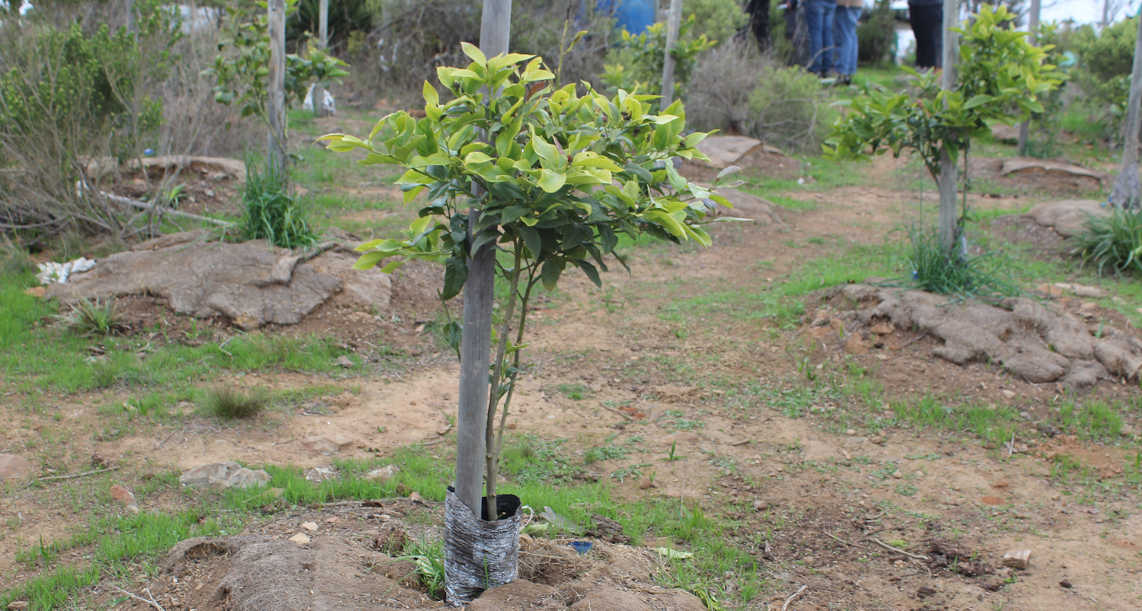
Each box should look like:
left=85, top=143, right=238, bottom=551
left=660, top=0, right=682, bottom=109
left=1109, top=11, right=1142, bottom=209
left=313, top=0, right=330, bottom=118
left=938, top=0, right=959, bottom=252
left=1016, top=0, right=1040, bottom=156
left=454, top=0, right=511, bottom=518
left=267, top=0, right=287, bottom=181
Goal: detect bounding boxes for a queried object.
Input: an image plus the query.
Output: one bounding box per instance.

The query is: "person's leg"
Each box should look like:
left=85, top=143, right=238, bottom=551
left=805, top=0, right=826, bottom=74
left=820, top=1, right=836, bottom=74
left=910, top=4, right=933, bottom=68
left=835, top=6, right=861, bottom=77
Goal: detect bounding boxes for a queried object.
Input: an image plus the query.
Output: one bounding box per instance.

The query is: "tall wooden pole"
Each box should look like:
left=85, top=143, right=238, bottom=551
left=1016, top=0, right=1041, bottom=156
left=454, top=0, right=511, bottom=517
left=660, top=0, right=683, bottom=108
left=267, top=0, right=287, bottom=180
left=1109, top=12, right=1142, bottom=209
left=937, top=0, right=960, bottom=252
left=313, top=0, right=330, bottom=117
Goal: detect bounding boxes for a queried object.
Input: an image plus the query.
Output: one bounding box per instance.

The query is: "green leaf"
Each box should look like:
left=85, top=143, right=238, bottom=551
left=519, top=225, right=542, bottom=257
left=442, top=256, right=468, bottom=301
left=575, top=260, right=601, bottom=287
left=537, top=169, right=566, bottom=193
left=460, top=42, right=487, bottom=66
left=540, top=258, right=564, bottom=290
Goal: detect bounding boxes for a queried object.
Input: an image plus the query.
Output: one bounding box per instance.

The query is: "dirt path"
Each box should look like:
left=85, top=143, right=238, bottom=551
left=2, top=152, right=1140, bottom=608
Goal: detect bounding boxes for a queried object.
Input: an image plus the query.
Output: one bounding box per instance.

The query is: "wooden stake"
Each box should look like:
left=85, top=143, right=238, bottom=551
left=454, top=0, right=512, bottom=517
left=1016, top=0, right=1041, bottom=156
left=267, top=0, right=287, bottom=180
left=937, top=0, right=959, bottom=252
left=313, top=0, right=330, bottom=118
left=660, top=0, right=683, bottom=109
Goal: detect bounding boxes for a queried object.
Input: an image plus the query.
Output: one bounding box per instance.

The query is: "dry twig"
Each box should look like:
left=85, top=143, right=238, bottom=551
left=108, top=584, right=165, bottom=611
left=28, top=466, right=118, bottom=487
left=781, top=584, right=808, bottom=611
left=867, top=537, right=930, bottom=561
left=825, top=532, right=855, bottom=547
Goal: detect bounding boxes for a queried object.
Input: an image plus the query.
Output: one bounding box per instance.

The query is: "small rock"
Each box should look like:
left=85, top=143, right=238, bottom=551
left=179, top=462, right=270, bottom=489
left=301, top=521, right=318, bottom=532
left=109, top=484, right=140, bottom=514
left=0, top=453, right=35, bottom=482
left=1001, top=549, right=1031, bottom=570
left=288, top=532, right=311, bottom=545
left=845, top=429, right=856, bottom=436
left=365, top=464, right=400, bottom=481
left=301, top=436, right=353, bottom=455
left=870, top=322, right=895, bottom=335
left=304, top=465, right=336, bottom=483
left=7, top=600, right=30, bottom=610
left=1059, top=579, right=1072, bottom=589
left=1001, top=390, right=1016, bottom=400
left=916, top=585, right=938, bottom=599
left=335, top=355, right=355, bottom=368
left=409, top=491, right=425, bottom=504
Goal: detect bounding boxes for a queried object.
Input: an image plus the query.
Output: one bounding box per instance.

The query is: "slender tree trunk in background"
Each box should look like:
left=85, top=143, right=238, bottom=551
left=938, top=0, right=960, bottom=252
left=267, top=0, right=287, bottom=180
left=313, top=0, right=330, bottom=117
left=660, top=0, right=682, bottom=109
left=1109, top=11, right=1142, bottom=209
left=1016, top=0, right=1040, bottom=156
left=454, top=0, right=511, bottom=518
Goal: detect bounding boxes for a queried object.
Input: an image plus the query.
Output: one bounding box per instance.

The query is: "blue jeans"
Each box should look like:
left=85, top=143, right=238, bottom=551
left=806, top=0, right=837, bottom=75
left=833, top=6, right=862, bottom=77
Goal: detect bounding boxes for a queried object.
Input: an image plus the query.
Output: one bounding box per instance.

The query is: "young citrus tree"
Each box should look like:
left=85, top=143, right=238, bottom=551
left=826, top=4, right=1060, bottom=249
left=321, top=44, right=726, bottom=515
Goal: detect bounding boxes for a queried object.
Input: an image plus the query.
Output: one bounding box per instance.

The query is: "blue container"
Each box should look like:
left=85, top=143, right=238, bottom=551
left=569, top=541, right=593, bottom=554
left=596, top=0, right=655, bottom=34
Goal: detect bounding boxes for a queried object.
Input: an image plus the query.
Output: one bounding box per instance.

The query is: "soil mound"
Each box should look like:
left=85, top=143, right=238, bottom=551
left=113, top=500, right=705, bottom=610
left=46, top=231, right=392, bottom=330
left=821, top=284, right=1142, bottom=388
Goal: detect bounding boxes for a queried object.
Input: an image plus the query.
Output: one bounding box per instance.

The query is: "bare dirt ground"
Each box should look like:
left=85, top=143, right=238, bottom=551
left=3, top=150, right=1141, bottom=609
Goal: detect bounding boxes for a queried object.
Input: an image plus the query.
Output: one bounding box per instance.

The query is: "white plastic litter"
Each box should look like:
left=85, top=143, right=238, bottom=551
left=303, top=85, right=336, bottom=115
left=37, top=257, right=96, bottom=285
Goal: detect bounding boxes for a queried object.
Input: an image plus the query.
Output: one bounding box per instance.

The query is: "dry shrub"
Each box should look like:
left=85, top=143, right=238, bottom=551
left=347, top=0, right=614, bottom=107
left=687, top=40, right=834, bottom=153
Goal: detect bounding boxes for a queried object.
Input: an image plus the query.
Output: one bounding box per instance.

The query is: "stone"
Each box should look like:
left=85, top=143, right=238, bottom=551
left=365, top=465, right=400, bottom=481
left=693, top=135, right=764, bottom=169
left=307, top=250, right=393, bottom=310
left=372, top=524, right=410, bottom=554
left=0, top=453, right=35, bottom=482
left=288, top=532, right=311, bottom=545
left=1001, top=549, right=1031, bottom=570
left=7, top=601, right=29, bottom=610
left=45, top=235, right=345, bottom=330
left=301, top=521, right=318, bottom=532
left=1001, top=159, right=1104, bottom=190
left=1028, top=200, right=1110, bottom=238
left=870, top=322, right=895, bottom=335
left=180, top=462, right=270, bottom=489
left=334, top=355, right=354, bottom=368
left=704, top=188, right=786, bottom=226
left=109, top=484, right=139, bottom=514
left=304, top=466, right=336, bottom=483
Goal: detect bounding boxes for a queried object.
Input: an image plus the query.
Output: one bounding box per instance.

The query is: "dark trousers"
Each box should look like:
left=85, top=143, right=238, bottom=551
left=909, top=3, right=942, bottom=69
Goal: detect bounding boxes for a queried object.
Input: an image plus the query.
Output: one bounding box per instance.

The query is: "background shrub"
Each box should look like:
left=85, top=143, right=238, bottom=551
left=1073, top=17, right=1135, bottom=141
left=1073, top=207, right=1142, bottom=276
left=857, top=0, right=896, bottom=66
left=0, top=1, right=180, bottom=239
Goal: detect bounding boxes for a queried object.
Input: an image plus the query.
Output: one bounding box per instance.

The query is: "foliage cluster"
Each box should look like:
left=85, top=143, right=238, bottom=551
left=0, top=1, right=181, bottom=236
left=827, top=5, right=1060, bottom=181
left=209, top=0, right=349, bottom=122
left=1073, top=207, right=1142, bottom=276
left=601, top=15, right=715, bottom=97
left=322, top=45, right=724, bottom=507
left=241, top=161, right=318, bottom=249
left=857, top=0, right=897, bottom=66
left=1071, top=16, right=1136, bottom=140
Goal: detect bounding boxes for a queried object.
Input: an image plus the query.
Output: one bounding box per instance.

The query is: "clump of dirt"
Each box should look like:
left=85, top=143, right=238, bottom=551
left=107, top=499, right=706, bottom=611
left=813, top=284, right=1142, bottom=388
